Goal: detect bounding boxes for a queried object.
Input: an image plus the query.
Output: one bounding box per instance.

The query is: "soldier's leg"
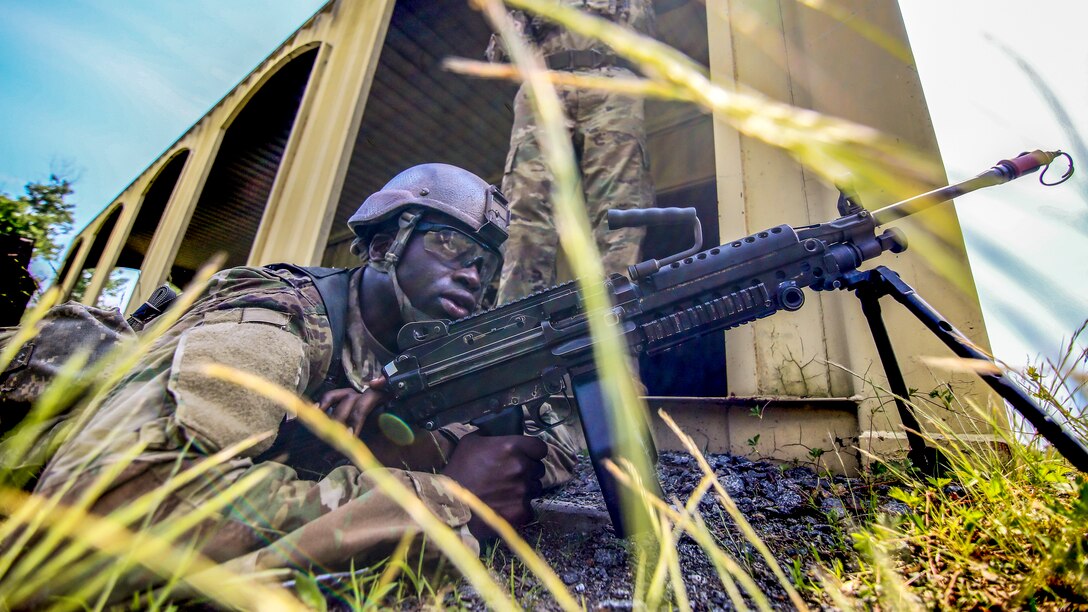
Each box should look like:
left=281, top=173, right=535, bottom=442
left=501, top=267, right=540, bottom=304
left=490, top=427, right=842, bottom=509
left=496, top=85, right=561, bottom=305
left=576, top=80, right=654, bottom=278
left=89, top=460, right=471, bottom=600
left=573, top=80, right=654, bottom=396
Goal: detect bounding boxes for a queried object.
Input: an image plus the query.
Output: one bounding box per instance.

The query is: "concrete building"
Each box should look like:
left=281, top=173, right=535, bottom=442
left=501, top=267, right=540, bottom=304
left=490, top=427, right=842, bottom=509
left=52, top=0, right=1002, bottom=471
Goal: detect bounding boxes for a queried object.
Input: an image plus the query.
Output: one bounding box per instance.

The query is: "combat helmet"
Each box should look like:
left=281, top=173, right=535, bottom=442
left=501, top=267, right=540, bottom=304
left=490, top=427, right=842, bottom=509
left=349, top=163, right=509, bottom=257
left=347, top=163, right=509, bottom=322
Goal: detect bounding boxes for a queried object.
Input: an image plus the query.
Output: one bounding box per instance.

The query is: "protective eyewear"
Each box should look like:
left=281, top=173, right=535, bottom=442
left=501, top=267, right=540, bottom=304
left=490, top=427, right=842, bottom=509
left=416, top=222, right=502, bottom=282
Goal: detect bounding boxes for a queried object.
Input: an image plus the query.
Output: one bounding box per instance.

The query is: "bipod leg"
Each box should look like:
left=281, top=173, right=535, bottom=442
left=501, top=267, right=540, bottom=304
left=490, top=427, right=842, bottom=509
left=853, top=271, right=949, bottom=475
left=863, top=266, right=1088, bottom=474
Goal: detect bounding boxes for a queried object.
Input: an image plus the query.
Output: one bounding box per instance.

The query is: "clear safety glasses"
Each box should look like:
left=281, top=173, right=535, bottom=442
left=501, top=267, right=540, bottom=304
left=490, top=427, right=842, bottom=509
left=416, top=222, right=502, bottom=283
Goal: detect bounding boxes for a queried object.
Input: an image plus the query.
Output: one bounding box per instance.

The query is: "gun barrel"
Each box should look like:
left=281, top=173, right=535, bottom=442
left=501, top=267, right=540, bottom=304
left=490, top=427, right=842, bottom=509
left=872, top=150, right=1064, bottom=225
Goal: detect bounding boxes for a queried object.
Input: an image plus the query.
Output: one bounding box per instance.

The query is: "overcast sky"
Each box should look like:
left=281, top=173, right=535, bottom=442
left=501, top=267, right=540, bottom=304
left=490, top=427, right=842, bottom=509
left=0, top=0, right=1084, bottom=368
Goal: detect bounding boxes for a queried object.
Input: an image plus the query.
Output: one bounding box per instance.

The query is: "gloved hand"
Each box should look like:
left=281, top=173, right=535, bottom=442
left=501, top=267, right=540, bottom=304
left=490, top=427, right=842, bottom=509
left=441, top=431, right=547, bottom=540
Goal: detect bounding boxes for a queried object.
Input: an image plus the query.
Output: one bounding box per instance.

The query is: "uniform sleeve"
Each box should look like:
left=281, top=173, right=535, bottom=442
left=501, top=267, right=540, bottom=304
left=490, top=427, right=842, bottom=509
left=484, top=10, right=530, bottom=63
left=218, top=465, right=477, bottom=574
left=169, top=307, right=310, bottom=456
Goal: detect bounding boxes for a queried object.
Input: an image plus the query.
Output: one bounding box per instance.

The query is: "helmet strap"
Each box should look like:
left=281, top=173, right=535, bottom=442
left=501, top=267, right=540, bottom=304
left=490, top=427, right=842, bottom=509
left=387, top=264, right=432, bottom=324
left=384, top=210, right=422, bottom=265
left=369, top=211, right=430, bottom=323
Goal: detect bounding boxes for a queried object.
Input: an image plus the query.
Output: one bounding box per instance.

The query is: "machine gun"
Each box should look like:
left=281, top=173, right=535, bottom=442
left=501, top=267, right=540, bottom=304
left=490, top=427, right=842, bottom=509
left=379, top=150, right=1085, bottom=536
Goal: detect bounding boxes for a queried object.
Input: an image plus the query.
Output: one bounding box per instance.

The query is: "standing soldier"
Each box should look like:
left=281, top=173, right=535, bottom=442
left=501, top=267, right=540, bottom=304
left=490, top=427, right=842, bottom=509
left=487, top=0, right=657, bottom=304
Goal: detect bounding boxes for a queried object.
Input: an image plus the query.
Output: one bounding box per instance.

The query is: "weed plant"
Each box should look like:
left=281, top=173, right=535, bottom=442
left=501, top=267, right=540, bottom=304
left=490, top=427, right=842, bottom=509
left=835, top=324, right=1088, bottom=610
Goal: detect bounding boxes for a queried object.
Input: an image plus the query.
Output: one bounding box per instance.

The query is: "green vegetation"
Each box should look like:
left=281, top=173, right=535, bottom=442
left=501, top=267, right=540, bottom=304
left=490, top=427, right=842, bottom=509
left=837, top=326, right=1088, bottom=610
left=846, top=455, right=1087, bottom=609
left=0, top=175, right=75, bottom=268
left=0, top=175, right=76, bottom=309
left=0, top=1, right=1084, bottom=609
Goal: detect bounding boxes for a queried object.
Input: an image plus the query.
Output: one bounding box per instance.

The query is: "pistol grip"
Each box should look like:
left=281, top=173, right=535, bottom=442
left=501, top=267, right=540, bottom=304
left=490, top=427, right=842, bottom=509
left=473, top=405, right=524, bottom=436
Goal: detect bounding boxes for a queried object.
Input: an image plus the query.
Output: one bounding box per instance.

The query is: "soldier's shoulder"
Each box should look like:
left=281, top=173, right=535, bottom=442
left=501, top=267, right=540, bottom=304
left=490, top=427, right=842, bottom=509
left=204, top=264, right=359, bottom=325
left=202, top=265, right=327, bottom=312
left=210, top=264, right=344, bottom=289
left=210, top=264, right=307, bottom=283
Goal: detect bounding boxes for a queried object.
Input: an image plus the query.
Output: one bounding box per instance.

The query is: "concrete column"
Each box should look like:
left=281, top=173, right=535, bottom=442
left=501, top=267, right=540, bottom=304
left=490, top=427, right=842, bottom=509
left=134, top=130, right=223, bottom=303
left=709, top=0, right=833, bottom=398
left=80, top=203, right=137, bottom=306
left=248, top=0, right=396, bottom=266
left=55, top=238, right=92, bottom=299
left=707, top=0, right=1001, bottom=459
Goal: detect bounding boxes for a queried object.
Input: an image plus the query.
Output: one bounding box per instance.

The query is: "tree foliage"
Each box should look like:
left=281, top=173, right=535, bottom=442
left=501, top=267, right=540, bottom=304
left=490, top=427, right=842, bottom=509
left=0, top=175, right=76, bottom=266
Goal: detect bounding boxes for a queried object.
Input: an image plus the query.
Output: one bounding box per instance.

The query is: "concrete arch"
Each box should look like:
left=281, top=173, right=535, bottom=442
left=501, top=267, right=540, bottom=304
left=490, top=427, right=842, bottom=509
left=116, top=150, right=190, bottom=271
left=70, top=205, right=124, bottom=302
left=220, top=41, right=324, bottom=131
left=168, top=46, right=320, bottom=287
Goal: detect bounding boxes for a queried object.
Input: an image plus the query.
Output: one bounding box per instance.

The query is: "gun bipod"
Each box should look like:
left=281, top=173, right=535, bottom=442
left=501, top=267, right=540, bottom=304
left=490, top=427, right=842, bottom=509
left=846, top=265, right=1088, bottom=475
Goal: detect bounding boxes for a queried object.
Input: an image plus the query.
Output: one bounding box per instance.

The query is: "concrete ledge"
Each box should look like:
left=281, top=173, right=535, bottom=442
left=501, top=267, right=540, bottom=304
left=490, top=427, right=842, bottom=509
left=858, top=430, right=1012, bottom=469
left=532, top=499, right=611, bottom=535
left=646, top=397, right=861, bottom=473
left=558, top=396, right=862, bottom=475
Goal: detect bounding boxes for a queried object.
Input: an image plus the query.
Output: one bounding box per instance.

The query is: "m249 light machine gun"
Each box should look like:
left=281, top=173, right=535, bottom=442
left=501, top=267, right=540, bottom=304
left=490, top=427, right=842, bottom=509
left=379, top=150, right=1083, bottom=537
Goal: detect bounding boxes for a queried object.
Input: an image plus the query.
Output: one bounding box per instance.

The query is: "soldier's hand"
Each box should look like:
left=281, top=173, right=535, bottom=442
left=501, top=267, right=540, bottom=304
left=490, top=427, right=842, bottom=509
left=318, top=377, right=388, bottom=437
left=441, top=432, right=547, bottom=540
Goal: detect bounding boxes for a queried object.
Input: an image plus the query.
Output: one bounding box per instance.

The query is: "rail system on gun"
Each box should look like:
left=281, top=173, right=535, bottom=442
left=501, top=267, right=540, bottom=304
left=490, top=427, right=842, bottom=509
left=380, top=163, right=926, bottom=427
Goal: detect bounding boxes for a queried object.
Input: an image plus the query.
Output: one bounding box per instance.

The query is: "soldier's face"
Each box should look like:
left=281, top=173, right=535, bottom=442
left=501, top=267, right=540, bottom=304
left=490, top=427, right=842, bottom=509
left=396, top=220, right=491, bottom=319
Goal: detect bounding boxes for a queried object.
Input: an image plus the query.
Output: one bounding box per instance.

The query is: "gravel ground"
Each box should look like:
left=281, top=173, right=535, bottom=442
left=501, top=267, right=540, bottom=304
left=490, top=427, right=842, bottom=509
left=445, top=451, right=901, bottom=610
left=305, top=451, right=900, bottom=610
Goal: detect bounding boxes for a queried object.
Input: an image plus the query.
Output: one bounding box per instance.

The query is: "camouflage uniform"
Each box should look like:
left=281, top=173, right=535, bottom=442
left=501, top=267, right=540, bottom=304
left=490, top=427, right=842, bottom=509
left=34, top=265, right=577, bottom=578
left=488, top=0, right=656, bottom=304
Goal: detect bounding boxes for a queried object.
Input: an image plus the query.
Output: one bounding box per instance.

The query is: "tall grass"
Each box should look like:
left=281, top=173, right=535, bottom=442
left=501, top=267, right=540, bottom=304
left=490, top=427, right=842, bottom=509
left=812, top=321, right=1087, bottom=609
left=843, top=411, right=1087, bottom=608
left=1, top=0, right=1084, bottom=609
left=0, top=260, right=308, bottom=609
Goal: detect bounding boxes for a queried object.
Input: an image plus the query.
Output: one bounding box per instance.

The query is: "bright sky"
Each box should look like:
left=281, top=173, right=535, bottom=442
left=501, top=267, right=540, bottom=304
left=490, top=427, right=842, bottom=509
left=898, top=1, right=1088, bottom=368
left=0, top=1, right=1084, bottom=367
left=0, top=0, right=327, bottom=236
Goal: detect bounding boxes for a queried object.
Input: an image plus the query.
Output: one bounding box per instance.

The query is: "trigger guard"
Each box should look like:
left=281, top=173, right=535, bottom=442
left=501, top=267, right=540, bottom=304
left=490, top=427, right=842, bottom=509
left=526, top=398, right=572, bottom=433
left=525, top=398, right=547, bottom=425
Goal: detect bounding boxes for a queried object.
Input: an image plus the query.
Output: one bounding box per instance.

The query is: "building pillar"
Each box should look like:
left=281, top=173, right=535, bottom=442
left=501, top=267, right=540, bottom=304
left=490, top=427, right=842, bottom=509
left=55, top=239, right=91, bottom=299
left=133, top=135, right=222, bottom=304
left=80, top=204, right=138, bottom=306
left=248, top=0, right=396, bottom=266
left=707, top=0, right=1001, bottom=461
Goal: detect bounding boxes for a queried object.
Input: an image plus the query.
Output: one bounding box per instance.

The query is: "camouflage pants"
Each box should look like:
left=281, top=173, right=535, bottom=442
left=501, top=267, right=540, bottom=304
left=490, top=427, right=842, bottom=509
left=496, top=68, right=655, bottom=305
left=37, top=455, right=475, bottom=601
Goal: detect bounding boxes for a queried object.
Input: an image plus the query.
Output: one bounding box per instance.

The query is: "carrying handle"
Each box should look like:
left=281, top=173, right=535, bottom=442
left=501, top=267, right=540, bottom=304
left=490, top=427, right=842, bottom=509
left=607, top=207, right=703, bottom=280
